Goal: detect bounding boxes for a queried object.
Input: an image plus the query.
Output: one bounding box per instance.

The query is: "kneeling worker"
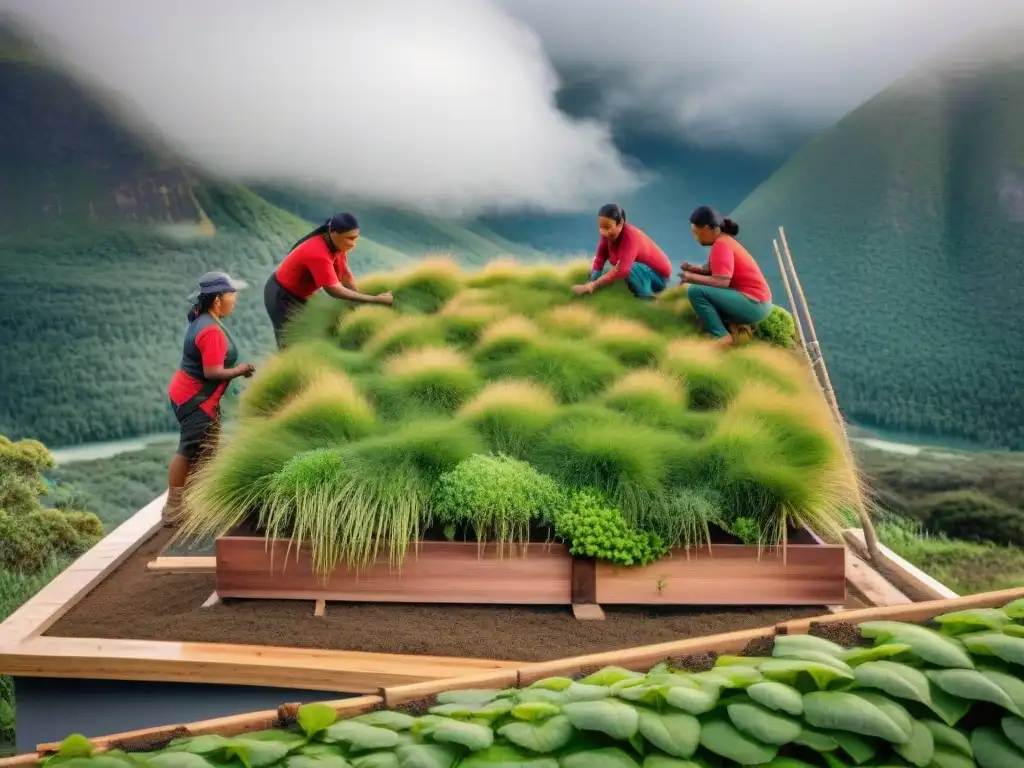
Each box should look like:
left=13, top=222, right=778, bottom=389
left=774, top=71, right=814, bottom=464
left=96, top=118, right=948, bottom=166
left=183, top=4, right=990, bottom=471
left=572, top=204, right=672, bottom=299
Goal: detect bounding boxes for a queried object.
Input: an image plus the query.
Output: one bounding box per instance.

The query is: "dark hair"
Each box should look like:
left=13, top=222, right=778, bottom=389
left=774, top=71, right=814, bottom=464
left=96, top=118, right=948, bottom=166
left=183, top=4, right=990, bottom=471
left=689, top=205, right=739, bottom=236
left=188, top=292, right=221, bottom=322
left=284, top=211, right=360, bottom=254
left=598, top=203, right=626, bottom=224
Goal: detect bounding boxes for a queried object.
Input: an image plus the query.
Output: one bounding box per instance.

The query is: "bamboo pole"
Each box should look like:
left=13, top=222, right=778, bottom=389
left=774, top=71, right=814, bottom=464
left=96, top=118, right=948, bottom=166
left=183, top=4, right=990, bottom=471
left=772, top=239, right=808, bottom=350
left=776, top=227, right=882, bottom=566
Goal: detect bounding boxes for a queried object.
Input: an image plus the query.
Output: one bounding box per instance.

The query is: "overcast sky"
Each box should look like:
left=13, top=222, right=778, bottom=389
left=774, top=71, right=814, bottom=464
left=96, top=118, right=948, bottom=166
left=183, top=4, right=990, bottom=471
left=2, top=0, right=1022, bottom=216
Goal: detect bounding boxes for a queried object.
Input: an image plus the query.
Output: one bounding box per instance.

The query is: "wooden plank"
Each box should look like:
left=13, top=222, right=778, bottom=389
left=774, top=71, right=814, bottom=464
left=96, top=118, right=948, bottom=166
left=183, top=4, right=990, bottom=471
left=845, top=550, right=911, bottom=607
left=0, top=493, right=166, bottom=646
left=778, top=586, right=1024, bottom=634
left=0, top=635, right=520, bottom=694
left=34, top=696, right=384, bottom=754
left=147, top=556, right=217, bottom=573
left=570, top=557, right=597, bottom=604
left=314, top=599, right=326, bottom=618
left=216, top=538, right=574, bottom=605
left=383, top=670, right=520, bottom=707
left=572, top=604, right=606, bottom=621
left=844, top=528, right=959, bottom=601
left=517, top=627, right=770, bottom=685
left=594, top=544, right=846, bottom=605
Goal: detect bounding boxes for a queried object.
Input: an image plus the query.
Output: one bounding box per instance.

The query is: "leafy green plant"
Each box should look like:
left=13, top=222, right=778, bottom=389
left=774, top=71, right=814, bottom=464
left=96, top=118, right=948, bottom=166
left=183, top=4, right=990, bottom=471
left=730, top=516, right=761, bottom=545
left=754, top=305, right=798, bottom=347
left=44, top=601, right=1024, bottom=768
left=431, top=454, right=566, bottom=549
left=553, top=488, right=668, bottom=567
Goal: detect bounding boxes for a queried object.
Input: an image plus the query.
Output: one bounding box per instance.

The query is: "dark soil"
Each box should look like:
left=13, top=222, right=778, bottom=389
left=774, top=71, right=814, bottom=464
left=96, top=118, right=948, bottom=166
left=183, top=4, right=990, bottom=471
left=809, top=621, right=868, bottom=647
left=671, top=652, right=718, bottom=672
left=740, top=635, right=776, bottom=657
left=106, top=727, right=190, bottom=753
left=46, top=529, right=825, bottom=662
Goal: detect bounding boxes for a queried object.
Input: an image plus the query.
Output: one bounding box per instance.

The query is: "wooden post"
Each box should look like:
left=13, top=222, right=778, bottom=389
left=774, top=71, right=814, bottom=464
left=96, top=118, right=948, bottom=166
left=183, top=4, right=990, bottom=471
left=772, top=239, right=808, bottom=350
left=570, top=557, right=604, bottom=620
left=776, top=226, right=883, bottom=567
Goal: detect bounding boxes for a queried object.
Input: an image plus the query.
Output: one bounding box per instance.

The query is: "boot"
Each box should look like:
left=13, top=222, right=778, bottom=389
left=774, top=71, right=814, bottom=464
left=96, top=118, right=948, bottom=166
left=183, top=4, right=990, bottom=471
left=728, top=323, right=755, bottom=346
left=162, top=487, right=183, bottom=527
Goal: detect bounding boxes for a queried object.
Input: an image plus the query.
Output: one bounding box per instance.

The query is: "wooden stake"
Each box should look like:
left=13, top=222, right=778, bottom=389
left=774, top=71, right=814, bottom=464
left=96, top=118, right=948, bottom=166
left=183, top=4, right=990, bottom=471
left=772, top=239, right=809, bottom=350
left=777, top=226, right=883, bottom=568
left=314, top=599, right=326, bottom=617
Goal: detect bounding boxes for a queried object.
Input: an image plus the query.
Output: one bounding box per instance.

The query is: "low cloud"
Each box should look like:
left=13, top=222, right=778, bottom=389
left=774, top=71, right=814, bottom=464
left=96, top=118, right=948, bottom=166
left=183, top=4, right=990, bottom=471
left=501, top=0, right=1024, bottom=150
left=1, top=0, right=641, bottom=217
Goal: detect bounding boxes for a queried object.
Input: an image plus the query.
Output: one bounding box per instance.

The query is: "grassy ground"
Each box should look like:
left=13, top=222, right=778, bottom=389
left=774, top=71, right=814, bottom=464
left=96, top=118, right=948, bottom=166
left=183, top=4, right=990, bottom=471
left=855, top=442, right=1024, bottom=594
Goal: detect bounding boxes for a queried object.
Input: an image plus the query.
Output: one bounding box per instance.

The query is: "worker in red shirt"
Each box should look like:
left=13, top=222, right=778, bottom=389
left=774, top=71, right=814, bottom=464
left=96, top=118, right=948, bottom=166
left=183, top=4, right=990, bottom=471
left=681, top=205, right=774, bottom=346
left=572, top=204, right=673, bottom=299
left=164, top=271, right=255, bottom=524
left=264, top=212, right=394, bottom=348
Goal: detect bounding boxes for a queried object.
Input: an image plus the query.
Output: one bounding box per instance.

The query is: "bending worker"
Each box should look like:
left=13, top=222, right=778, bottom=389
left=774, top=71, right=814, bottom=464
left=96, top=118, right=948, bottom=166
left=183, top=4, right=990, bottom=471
left=681, top=205, right=773, bottom=346
left=264, top=212, right=394, bottom=348
left=572, top=204, right=672, bottom=299
left=164, top=271, right=255, bottom=524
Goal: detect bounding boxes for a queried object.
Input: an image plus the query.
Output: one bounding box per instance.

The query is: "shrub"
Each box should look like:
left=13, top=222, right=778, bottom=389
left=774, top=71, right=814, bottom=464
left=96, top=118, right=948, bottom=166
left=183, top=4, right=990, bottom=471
left=662, top=339, right=742, bottom=410
left=475, top=316, right=541, bottom=358
left=431, top=454, right=567, bottom=548
left=238, top=341, right=356, bottom=418
left=481, top=338, right=623, bottom=403
left=919, top=490, right=1024, bottom=546
left=63, top=509, right=104, bottom=539
left=22, top=508, right=95, bottom=560
left=593, top=318, right=665, bottom=367
left=457, top=380, right=559, bottom=457
left=755, top=305, right=798, bottom=347
left=438, top=305, right=503, bottom=347
left=538, top=304, right=599, bottom=340
left=0, top=510, right=48, bottom=572
left=534, top=417, right=691, bottom=529
left=553, top=488, right=668, bottom=566
left=335, top=305, right=394, bottom=350
left=272, top=372, right=376, bottom=444
left=385, top=348, right=482, bottom=412
left=601, top=369, right=686, bottom=429
left=363, top=315, right=446, bottom=358
left=391, top=257, right=463, bottom=313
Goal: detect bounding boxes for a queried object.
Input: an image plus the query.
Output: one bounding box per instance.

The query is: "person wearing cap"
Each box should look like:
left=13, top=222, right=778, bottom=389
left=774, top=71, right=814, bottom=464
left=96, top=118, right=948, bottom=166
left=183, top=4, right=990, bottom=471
left=163, top=271, right=255, bottom=524
left=680, top=205, right=773, bottom=347
left=264, top=211, right=394, bottom=348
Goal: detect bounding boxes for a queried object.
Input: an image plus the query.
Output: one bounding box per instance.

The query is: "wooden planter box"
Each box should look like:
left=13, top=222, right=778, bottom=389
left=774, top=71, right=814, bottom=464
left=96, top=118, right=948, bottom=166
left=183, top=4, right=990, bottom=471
left=215, top=537, right=574, bottom=605
left=594, top=543, right=846, bottom=606
left=215, top=526, right=846, bottom=608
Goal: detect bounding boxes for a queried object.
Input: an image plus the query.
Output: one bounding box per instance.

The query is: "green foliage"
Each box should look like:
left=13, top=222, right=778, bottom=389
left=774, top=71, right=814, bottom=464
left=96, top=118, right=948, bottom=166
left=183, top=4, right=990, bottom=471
left=431, top=454, right=567, bottom=547
left=41, top=603, right=1024, bottom=768
left=177, top=265, right=856, bottom=573
left=754, top=306, right=797, bottom=348
left=916, top=491, right=1024, bottom=547
left=552, top=489, right=669, bottom=567
left=0, top=436, right=53, bottom=515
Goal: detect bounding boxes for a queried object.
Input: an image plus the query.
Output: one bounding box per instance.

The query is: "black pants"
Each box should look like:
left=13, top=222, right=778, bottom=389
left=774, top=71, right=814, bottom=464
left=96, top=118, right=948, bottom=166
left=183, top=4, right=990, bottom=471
left=173, top=402, right=219, bottom=460
left=263, top=273, right=306, bottom=349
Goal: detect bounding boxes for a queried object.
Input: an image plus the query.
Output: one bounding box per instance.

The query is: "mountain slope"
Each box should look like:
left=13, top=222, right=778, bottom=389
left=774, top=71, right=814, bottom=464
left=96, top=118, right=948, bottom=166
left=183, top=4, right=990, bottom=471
left=733, top=32, right=1024, bottom=450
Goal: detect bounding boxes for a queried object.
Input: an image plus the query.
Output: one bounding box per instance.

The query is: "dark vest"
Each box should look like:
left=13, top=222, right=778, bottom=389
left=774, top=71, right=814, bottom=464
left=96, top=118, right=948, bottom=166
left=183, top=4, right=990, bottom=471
left=175, top=313, right=238, bottom=418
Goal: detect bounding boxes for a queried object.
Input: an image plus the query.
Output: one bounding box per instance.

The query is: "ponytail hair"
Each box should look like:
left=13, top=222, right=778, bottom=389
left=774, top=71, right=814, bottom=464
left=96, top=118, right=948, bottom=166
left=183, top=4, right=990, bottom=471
left=721, top=217, right=740, bottom=236
left=188, top=292, right=220, bottom=322
left=285, top=222, right=329, bottom=255
left=598, top=203, right=626, bottom=224
left=689, top=205, right=739, bottom=236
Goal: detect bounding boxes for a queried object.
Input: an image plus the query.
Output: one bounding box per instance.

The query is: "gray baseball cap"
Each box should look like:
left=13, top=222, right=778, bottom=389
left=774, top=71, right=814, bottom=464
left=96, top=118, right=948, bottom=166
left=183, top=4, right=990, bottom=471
left=198, top=271, right=248, bottom=294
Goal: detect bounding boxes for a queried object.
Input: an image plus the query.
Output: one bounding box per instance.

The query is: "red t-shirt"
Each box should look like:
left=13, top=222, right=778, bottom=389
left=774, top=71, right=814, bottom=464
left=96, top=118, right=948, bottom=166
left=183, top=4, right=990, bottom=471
left=709, top=237, right=772, bottom=303
left=168, top=325, right=229, bottom=418
left=592, top=223, right=672, bottom=282
left=274, top=235, right=354, bottom=300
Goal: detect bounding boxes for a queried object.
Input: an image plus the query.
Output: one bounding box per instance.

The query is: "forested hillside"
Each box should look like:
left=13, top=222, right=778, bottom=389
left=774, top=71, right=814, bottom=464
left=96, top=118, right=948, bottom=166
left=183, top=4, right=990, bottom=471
left=0, top=24, right=555, bottom=447
left=734, top=32, right=1024, bottom=450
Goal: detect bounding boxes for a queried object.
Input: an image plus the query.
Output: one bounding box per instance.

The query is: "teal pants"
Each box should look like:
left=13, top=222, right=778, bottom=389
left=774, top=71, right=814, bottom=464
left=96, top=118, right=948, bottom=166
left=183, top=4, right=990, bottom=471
left=686, top=284, right=773, bottom=338
left=590, top=262, right=668, bottom=298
